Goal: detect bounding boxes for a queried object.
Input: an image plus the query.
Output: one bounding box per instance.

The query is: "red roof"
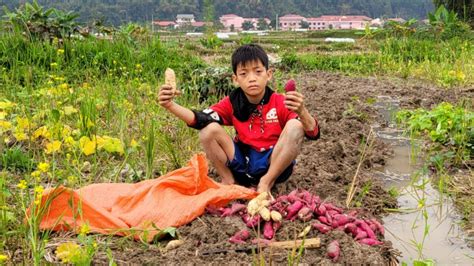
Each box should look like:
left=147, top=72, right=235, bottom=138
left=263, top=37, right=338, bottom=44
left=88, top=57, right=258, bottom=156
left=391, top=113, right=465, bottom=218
left=153, top=21, right=176, bottom=26
left=192, top=22, right=206, bottom=27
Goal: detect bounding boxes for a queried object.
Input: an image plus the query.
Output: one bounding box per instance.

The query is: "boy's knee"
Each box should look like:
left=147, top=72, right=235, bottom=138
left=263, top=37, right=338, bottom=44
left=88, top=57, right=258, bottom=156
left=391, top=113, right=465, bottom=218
left=285, top=119, right=305, bottom=141
left=199, top=122, right=223, bottom=142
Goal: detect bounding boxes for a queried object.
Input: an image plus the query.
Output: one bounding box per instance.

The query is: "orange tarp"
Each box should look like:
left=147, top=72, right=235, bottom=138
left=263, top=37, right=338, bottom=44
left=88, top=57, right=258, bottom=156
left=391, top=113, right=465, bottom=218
left=38, top=154, right=258, bottom=241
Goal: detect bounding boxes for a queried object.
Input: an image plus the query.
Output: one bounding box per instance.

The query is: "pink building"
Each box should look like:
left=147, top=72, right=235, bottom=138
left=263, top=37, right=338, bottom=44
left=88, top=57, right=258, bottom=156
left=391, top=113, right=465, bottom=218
left=312, top=16, right=372, bottom=30
left=152, top=21, right=176, bottom=28
left=278, top=14, right=306, bottom=31
left=220, top=14, right=245, bottom=31
left=279, top=14, right=372, bottom=31
left=220, top=14, right=270, bottom=31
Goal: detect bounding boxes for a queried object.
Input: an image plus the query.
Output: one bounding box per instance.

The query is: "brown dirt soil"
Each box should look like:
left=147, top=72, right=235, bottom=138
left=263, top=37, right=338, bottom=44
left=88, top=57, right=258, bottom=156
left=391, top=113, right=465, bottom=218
left=44, top=71, right=472, bottom=265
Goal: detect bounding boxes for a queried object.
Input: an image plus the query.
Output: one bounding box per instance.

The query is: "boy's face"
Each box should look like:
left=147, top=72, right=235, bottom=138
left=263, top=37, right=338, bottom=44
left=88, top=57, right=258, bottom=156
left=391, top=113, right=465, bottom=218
left=232, top=59, right=272, bottom=103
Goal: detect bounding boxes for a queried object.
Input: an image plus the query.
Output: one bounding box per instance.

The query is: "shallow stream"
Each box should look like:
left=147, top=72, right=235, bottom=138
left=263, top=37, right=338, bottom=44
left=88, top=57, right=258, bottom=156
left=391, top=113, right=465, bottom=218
left=373, top=96, right=473, bottom=265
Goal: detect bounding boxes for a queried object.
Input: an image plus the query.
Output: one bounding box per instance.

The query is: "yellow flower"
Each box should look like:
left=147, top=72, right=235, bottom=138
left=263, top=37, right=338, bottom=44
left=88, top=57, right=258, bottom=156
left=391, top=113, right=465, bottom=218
left=34, top=185, right=44, bottom=194
left=56, top=242, right=82, bottom=264
left=64, top=136, right=76, bottom=147
left=0, top=100, right=16, bottom=110
left=33, top=126, right=51, bottom=140
left=79, top=223, right=90, bottom=235
left=456, top=71, right=465, bottom=81
left=58, top=83, right=68, bottom=90
left=130, top=139, right=139, bottom=148
left=67, top=175, right=77, bottom=184
left=57, top=49, right=65, bottom=55
left=0, top=254, right=8, bottom=262
left=45, top=140, right=62, bottom=154
left=63, top=106, right=78, bottom=116
left=0, top=111, right=7, bottom=119
left=135, top=64, right=142, bottom=69
left=17, top=180, right=27, bottom=190
left=38, top=162, right=50, bottom=173
left=16, top=117, right=31, bottom=130
left=50, top=62, right=58, bottom=68
left=31, top=170, right=41, bottom=178
left=0, top=120, right=12, bottom=130
left=13, top=131, right=28, bottom=141
left=79, top=136, right=96, bottom=156
left=97, top=136, right=124, bottom=155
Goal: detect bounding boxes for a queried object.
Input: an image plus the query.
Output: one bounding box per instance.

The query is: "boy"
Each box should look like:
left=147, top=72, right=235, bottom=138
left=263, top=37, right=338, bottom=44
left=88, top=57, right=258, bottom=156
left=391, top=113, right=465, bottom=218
left=158, top=44, right=319, bottom=193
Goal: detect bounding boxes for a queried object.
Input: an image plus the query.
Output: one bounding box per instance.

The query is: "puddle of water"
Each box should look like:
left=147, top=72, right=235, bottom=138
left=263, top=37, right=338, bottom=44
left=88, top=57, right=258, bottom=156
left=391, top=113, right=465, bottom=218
left=383, top=183, right=474, bottom=265
left=372, top=96, right=474, bottom=265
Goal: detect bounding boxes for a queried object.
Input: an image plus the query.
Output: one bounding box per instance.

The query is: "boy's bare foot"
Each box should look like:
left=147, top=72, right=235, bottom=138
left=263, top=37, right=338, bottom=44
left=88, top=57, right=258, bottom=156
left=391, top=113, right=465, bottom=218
left=221, top=177, right=235, bottom=185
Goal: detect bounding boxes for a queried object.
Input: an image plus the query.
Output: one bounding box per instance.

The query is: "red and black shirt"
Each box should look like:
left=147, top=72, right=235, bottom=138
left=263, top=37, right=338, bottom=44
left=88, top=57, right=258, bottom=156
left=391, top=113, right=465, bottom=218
left=188, top=87, right=320, bottom=151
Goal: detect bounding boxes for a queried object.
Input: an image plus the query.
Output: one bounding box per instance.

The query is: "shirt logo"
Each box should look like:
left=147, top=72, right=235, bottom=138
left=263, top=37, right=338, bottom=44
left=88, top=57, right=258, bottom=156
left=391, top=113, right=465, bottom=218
left=265, top=108, right=278, bottom=123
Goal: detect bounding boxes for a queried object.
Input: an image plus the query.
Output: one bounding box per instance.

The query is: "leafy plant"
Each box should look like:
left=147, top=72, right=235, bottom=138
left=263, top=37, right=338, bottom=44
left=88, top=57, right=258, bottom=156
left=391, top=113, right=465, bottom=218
left=184, top=66, right=234, bottom=103
left=396, top=101, right=473, bottom=166
left=3, top=0, right=79, bottom=41
left=428, top=5, right=471, bottom=40
left=199, top=34, right=223, bottom=49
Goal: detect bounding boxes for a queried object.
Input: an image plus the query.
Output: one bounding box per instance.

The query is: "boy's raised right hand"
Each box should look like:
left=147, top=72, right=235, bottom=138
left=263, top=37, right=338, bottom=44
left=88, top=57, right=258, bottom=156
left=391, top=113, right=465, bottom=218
left=158, top=84, right=180, bottom=109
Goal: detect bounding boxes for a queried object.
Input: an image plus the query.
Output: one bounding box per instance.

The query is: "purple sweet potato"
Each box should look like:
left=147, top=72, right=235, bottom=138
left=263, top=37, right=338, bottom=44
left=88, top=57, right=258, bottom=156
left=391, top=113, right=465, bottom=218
left=344, top=223, right=358, bottom=236
left=323, top=203, right=343, bottom=214
left=316, top=204, right=327, bottom=216
left=205, top=206, right=224, bottom=216
left=286, top=200, right=304, bottom=220
left=312, top=221, right=331, bottom=233
left=356, top=220, right=376, bottom=239
left=229, top=229, right=250, bottom=244
left=263, top=221, right=275, bottom=239
left=298, top=190, right=313, bottom=203
left=242, top=213, right=261, bottom=228
left=298, top=207, right=313, bottom=222
left=358, top=238, right=383, bottom=246
left=275, top=195, right=289, bottom=204
left=325, top=212, right=333, bottom=225
left=370, top=218, right=385, bottom=235
left=318, top=216, right=329, bottom=225
left=354, top=230, right=368, bottom=240
left=221, top=203, right=247, bottom=217
left=327, top=240, right=340, bottom=262
left=287, top=190, right=300, bottom=203
left=332, top=214, right=353, bottom=228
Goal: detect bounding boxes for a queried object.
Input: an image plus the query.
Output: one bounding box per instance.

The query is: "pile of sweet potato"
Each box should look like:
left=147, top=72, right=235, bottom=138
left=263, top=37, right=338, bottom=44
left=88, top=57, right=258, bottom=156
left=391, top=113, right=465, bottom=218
left=206, top=189, right=385, bottom=260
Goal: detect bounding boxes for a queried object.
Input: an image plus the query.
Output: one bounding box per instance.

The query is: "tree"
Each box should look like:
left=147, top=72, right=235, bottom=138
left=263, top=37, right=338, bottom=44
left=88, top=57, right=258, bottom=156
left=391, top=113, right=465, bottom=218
left=257, top=18, right=269, bottom=30
left=203, top=0, right=215, bottom=33
left=230, top=24, right=235, bottom=32
left=300, top=20, right=309, bottom=29
left=242, top=20, right=254, bottom=30
left=433, top=0, right=473, bottom=24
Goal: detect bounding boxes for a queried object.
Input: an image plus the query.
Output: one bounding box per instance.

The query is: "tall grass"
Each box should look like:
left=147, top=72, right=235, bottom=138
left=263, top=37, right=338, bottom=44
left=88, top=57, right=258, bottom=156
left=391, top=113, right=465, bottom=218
left=0, top=32, right=205, bottom=263
left=280, top=37, right=473, bottom=86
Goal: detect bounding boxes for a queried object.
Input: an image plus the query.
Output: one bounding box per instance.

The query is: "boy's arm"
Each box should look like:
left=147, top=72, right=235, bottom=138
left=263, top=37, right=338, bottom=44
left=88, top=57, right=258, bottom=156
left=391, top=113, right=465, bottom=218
left=158, top=84, right=195, bottom=125
left=284, top=91, right=319, bottom=136
left=296, top=107, right=316, bottom=131
left=165, top=102, right=196, bottom=125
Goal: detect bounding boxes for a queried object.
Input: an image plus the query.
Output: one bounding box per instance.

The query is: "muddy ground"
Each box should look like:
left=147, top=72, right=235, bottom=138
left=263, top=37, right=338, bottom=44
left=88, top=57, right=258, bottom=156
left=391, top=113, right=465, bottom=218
left=45, top=71, right=471, bottom=264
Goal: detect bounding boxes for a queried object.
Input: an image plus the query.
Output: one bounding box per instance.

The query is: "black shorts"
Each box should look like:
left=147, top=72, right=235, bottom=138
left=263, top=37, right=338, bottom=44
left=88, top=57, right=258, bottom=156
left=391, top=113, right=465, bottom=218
left=226, top=141, right=294, bottom=187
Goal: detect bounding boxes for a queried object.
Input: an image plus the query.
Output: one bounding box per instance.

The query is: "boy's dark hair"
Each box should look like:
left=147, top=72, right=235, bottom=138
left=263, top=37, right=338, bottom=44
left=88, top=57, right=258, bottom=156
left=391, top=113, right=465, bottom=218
left=231, top=44, right=269, bottom=74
